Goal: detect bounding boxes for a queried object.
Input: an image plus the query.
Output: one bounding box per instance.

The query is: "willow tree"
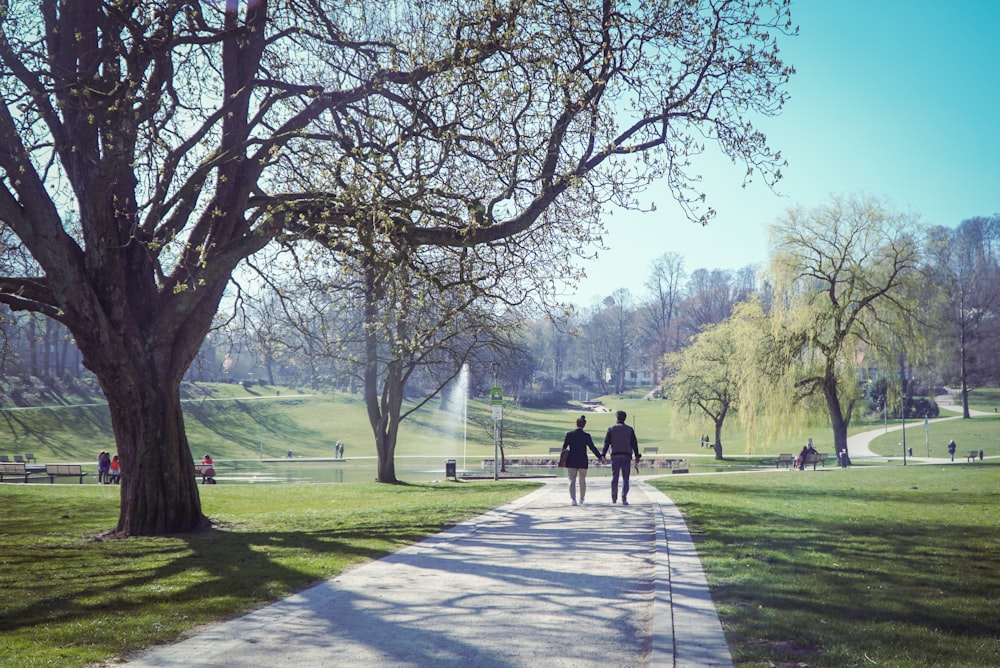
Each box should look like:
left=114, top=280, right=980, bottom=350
left=0, top=0, right=794, bottom=535
left=661, top=316, right=742, bottom=460
left=766, top=195, right=923, bottom=461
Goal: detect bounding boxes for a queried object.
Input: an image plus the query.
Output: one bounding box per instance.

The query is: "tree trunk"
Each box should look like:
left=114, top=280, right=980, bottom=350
left=825, top=377, right=851, bottom=464
left=105, top=376, right=203, bottom=535
left=67, top=262, right=231, bottom=536
left=713, top=419, right=724, bottom=460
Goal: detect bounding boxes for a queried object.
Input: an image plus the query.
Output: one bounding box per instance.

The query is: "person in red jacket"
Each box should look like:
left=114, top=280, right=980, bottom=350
left=200, top=454, right=216, bottom=484
left=109, top=455, right=121, bottom=484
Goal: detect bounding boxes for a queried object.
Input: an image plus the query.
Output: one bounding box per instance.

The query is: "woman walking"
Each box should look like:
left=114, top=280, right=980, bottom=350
left=561, top=415, right=604, bottom=506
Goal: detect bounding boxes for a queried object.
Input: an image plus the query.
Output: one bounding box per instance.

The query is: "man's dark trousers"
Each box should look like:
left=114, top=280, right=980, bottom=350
left=610, top=453, right=632, bottom=503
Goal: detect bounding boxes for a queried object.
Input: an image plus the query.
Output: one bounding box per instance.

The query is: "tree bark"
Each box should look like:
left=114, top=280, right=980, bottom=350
left=824, top=376, right=851, bottom=463
left=103, top=373, right=203, bottom=535
left=713, top=420, right=725, bottom=460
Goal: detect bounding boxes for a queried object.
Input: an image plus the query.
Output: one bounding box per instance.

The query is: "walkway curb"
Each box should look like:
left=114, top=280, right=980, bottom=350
left=643, top=481, right=733, bottom=667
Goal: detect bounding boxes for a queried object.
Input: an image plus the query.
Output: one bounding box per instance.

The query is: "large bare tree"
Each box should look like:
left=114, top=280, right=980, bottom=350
left=925, top=216, right=1000, bottom=417
left=0, top=0, right=793, bottom=535
left=767, top=195, right=923, bottom=461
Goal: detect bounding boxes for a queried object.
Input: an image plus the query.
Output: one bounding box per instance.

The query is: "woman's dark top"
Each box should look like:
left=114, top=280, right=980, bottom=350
left=562, top=428, right=602, bottom=468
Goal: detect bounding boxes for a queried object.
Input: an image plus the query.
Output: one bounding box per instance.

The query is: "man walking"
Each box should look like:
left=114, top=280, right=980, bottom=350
left=601, top=410, right=640, bottom=505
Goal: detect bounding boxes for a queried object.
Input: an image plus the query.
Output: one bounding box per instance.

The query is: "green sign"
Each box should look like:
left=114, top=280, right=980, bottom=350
left=491, top=386, right=503, bottom=420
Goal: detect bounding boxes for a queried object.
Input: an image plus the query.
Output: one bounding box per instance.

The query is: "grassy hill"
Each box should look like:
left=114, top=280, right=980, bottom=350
left=2, top=379, right=998, bottom=466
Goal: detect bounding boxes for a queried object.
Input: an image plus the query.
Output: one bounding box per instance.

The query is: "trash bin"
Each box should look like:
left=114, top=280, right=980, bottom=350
left=445, top=459, right=456, bottom=479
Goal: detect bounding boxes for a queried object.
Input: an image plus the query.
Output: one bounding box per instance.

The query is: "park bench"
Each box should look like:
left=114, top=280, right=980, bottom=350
left=0, top=455, right=9, bottom=463
left=967, top=450, right=982, bottom=462
left=774, top=453, right=795, bottom=468
left=24, top=453, right=36, bottom=463
left=44, top=464, right=89, bottom=483
left=802, top=452, right=829, bottom=470
left=0, top=462, right=37, bottom=483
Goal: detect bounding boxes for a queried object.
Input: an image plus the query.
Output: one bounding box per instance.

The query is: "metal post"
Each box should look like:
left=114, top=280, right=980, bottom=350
left=492, top=363, right=500, bottom=481
left=901, top=410, right=907, bottom=466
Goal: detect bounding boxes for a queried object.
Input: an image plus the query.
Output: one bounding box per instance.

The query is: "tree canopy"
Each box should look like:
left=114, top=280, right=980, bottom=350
left=765, top=194, right=924, bottom=458
left=0, top=0, right=794, bottom=535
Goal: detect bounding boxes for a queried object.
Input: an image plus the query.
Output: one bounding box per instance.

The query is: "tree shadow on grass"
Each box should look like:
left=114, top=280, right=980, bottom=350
left=655, top=476, right=1000, bottom=666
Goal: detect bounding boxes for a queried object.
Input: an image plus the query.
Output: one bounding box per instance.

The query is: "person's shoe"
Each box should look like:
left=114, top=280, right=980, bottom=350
left=571, top=499, right=577, bottom=506
left=611, top=498, right=617, bottom=504
left=622, top=499, right=629, bottom=506
left=579, top=498, right=585, bottom=505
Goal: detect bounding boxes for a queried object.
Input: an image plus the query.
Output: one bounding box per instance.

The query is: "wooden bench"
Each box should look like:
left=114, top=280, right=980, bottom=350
left=802, top=453, right=829, bottom=470
left=967, top=450, right=982, bottom=462
left=0, top=462, right=35, bottom=483
left=774, top=453, right=795, bottom=468
left=44, top=464, right=89, bottom=483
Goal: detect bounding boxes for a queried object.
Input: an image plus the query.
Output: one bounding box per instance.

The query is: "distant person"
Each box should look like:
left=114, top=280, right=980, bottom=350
left=601, top=410, right=640, bottom=505
left=561, top=415, right=603, bottom=506
left=200, top=454, right=215, bottom=484
left=947, top=439, right=957, bottom=462
left=794, top=438, right=817, bottom=470
left=286, top=449, right=293, bottom=459
left=97, top=450, right=111, bottom=484
left=109, top=455, right=121, bottom=484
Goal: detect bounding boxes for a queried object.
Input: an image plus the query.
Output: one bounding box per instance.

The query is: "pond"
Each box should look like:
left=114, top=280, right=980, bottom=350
left=206, top=456, right=590, bottom=484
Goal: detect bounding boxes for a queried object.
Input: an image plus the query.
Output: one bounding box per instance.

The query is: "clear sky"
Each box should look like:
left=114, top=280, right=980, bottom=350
left=568, top=1, right=1000, bottom=305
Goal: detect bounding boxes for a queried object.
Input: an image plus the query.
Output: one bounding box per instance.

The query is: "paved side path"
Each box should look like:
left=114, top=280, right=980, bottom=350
left=126, top=478, right=731, bottom=667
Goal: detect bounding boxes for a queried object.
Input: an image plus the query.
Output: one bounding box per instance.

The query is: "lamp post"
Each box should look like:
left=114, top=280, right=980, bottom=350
left=491, top=362, right=501, bottom=481
left=901, top=404, right=907, bottom=466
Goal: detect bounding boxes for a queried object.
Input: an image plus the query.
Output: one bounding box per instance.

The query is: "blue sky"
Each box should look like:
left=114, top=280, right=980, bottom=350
left=569, top=1, right=1000, bottom=305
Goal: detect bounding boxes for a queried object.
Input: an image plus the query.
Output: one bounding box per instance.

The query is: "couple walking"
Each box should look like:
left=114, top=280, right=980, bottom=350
left=560, top=410, right=641, bottom=506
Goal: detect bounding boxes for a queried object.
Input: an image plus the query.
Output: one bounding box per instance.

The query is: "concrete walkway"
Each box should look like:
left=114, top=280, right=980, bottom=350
left=126, top=391, right=993, bottom=667
left=126, top=478, right=732, bottom=667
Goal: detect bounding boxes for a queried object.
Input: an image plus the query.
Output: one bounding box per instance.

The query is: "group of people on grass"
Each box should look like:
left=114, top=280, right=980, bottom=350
left=560, top=410, right=641, bottom=506
left=96, top=450, right=121, bottom=484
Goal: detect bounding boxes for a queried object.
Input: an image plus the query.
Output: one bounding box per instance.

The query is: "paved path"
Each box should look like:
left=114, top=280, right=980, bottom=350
left=125, top=392, right=992, bottom=667
left=126, top=478, right=731, bottom=667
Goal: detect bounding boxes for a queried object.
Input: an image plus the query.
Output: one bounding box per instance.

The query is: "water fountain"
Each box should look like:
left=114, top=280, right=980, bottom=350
left=440, top=363, right=470, bottom=473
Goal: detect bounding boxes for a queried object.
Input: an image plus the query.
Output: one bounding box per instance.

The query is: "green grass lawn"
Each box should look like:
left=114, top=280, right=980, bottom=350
left=8, top=382, right=997, bottom=467
left=0, top=481, right=540, bottom=667
left=3, top=383, right=1000, bottom=666
left=867, top=413, right=1000, bottom=460
left=0, top=382, right=892, bottom=467
left=653, top=464, right=1000, bottom=667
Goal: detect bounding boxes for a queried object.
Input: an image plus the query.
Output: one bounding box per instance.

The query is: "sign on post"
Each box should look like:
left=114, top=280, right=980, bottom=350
left=491, top=386, right=503, bottom=420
